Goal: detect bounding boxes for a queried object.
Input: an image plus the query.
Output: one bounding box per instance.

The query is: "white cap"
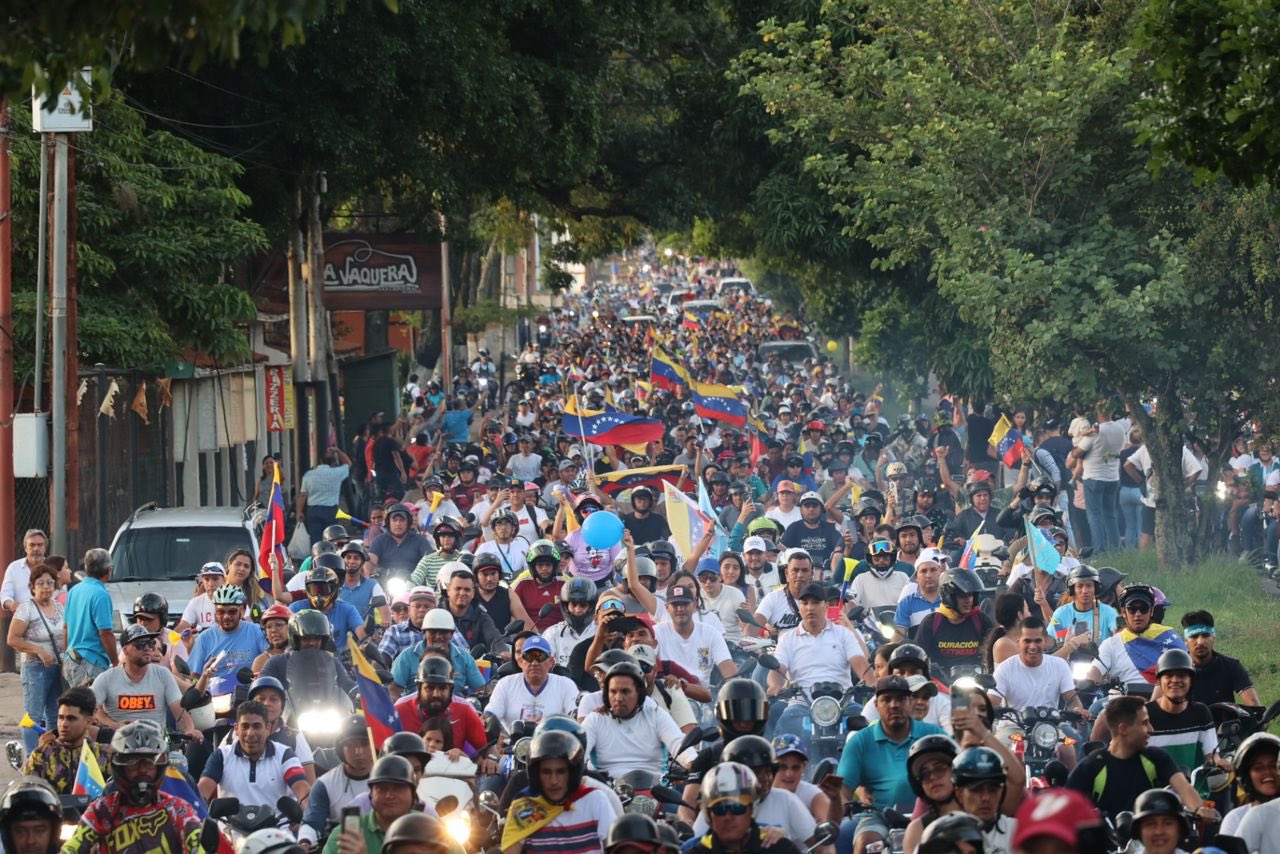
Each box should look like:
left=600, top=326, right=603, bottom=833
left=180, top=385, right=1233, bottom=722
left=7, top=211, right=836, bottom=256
left=915, top=548, right=948, bottom=570
left=628, top=643, right=658, bottom=667
left=743, top=536, right=767, bottom=553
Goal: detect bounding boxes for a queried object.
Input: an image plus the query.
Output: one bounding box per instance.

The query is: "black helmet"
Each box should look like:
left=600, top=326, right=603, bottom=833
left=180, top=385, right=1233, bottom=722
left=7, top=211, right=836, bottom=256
left=1097, top=566, right=1127, bottom=599
left=721, top=735, right=776, bottom=770
left=853, top=498, right=882, bottom=519
left=559, top=577, right=598, bottom=632
left=417, top=655, right=454, bottom=686
left=472, top=552, right=503, bottom=575
left=715, top=678, right=768, bottom=740
left=952, top=746, right=1006, bottom=788
left=430, top=517, right=463, bottom=540
left=340, top=540, right=368, bottom=560
left=287, top=609, right=335, bottom=651
left=368, top=755, right=416, bottom=788
left=605, top=814, right=661, bottom=851
left=534, top=715, right=588, bottom=751
left=526, top=539, right=560, bottom=566
left=1066, top=564, right=1101, bottom=592
left=385, top=503, right=414, bottom=522
left=888, top=643, right=930, bottom=674
left=1027, top=505, right=1060, bottom=527
left=1155, top=648, right=1195, bottom=679
left=381, top=813, right=447, bottom=854
left=132, top=592, right=169, bottom=619
left=527, top=731, right=585, bottom=800
left=939, top=569, right=984, bottom=610
left=602, top=661, right=647, bottom=700
left=337, top=715, right=370, bottom=749
left=1029, top=477, right=1059, bottom=498
left=647, top=541, right=677, bottom=564
left=1119, top=583, right=1156, bottom=609
left=0, top=777, right=60, bottom=854
left=110, top=721, right=169, bottom=806
left=895, top=517, right=923, bottom=537
left=307, top=561, right=342, bottom=610
left=593, top=649, right=638, bottom=674
left=322, top=524, right=349, bottom=543
left=1233, top=733, right=1280, bottom=799
left=908, top=735, right=960, bottom=800
left=380, top=731, right=431, bottom=765
left=247, top=675, right=287, bottom=703
left=919, top=813, right=985, bottom=854
left=1131, top=788, right=1188, bottom=833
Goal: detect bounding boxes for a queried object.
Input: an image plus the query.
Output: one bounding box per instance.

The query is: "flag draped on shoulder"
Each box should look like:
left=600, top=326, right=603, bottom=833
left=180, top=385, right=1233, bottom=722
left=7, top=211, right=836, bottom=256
left=347, top=636, right=398, bottom=749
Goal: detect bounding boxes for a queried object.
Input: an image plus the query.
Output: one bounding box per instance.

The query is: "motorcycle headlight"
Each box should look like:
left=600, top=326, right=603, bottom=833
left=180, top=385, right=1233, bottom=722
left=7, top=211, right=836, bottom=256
left=385, top=576, right=409, bottom=599
left=212, top=693, right=235, bottom=715
left=1071, top=661, right=1093, bottom=681
left=513, top=737, right=532, bottom=764
left=60, top=824, right=75, bottom=841
left=298, top=708, right=344, bottom=736
left=1032, top=722, right=1059, bottom=750
left=811, top=696, right=842, bottom=727
left=444, top=811, right=470, bottom=844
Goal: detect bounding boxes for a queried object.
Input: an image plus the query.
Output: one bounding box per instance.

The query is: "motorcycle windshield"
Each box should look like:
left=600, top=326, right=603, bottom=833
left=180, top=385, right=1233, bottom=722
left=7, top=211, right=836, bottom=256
left=616, top=769, right=659, bottom=790
left=286, top=649, right=347, bottom=708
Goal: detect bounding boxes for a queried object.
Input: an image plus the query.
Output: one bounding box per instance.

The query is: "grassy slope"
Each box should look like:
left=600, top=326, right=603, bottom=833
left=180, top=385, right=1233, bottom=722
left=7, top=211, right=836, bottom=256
left=1101, top=552, right=1279, bottom=707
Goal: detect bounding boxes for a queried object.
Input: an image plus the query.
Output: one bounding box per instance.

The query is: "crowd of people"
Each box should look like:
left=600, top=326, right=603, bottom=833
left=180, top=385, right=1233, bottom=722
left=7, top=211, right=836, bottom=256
left=1, top=249, right=1276, bottom=854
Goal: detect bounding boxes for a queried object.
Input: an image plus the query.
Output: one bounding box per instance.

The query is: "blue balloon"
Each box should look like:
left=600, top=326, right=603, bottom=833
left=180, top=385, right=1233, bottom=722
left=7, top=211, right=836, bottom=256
left=582, top=510, right=624, bottom=550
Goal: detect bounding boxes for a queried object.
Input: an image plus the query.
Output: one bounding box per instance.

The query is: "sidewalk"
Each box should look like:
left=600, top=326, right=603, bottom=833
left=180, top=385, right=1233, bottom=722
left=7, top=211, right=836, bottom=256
left=0, top=672, right=27, bottom=787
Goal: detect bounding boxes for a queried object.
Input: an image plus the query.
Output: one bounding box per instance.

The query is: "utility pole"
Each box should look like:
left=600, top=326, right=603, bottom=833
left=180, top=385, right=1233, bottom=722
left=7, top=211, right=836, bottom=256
left=0, top=100, right=13, bottom=563
left=289, top=190, right=311, bottom=474
left=33, top=136, right=48, bottom=413
left=439, top=214, right=452, bottom=385
left=49, top=135, right=68, bottom=553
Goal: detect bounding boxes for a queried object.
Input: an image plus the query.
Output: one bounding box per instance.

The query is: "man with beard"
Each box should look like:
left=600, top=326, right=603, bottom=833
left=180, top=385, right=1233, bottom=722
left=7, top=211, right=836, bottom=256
left=393, top=654, right=494, bottom=771
left=621, top=486, right=671, bottom=546
left=894, top=517, right=924, bottom=567
left=581, top=661, right=688, bottom=779
left=93, top=624, right=202, bottom=739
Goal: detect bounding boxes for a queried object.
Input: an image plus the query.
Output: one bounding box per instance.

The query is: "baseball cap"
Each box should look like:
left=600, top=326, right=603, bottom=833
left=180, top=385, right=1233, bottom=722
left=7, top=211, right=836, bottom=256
left=628, top=643, right=658, bottom=667
left=1011, top=788, right=1102, bottom=850
left=776, top=480, right=798, bottom=494
left=786, top=454, right=804, bottom=466
left=695, top=557, right=720, bottom=577
left=666, top=584, right=695, bottom=605
left=905, top=675, right=938, bottom=698
left=558, top=459, right=578, bottom=471
left=875, top=675, right=913, bottom=696
left=796, top=581, right=827, bottom=601
left=520, top=635, right=553, bottom=657
left=120, top=624, right=160, bottom=646
left=799, top=491, right=824, bottom=506
left=199, top=561, right=227, bottom=577
left=915, top=549, right=948, bottom=570
left=408, top=586, right=436, bottom=603
left=743, top=536, right=767, bottom=553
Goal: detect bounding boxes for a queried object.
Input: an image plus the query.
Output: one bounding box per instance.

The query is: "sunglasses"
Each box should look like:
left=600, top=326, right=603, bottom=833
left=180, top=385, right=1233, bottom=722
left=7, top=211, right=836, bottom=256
left=580, top=506, right=598, bottom=516
left=869, top=541, right=895, bottom=556
left=1124, top=603, right=1151, bottom=614
left=599, top=599, right=625, bottom=614
left=708, top=801, right=751, bottom=817
left=132, top=639, right=158, bottom=650
left=113, top=754, right=161, bottom=768
left=521, top=651, right=549, bottom=663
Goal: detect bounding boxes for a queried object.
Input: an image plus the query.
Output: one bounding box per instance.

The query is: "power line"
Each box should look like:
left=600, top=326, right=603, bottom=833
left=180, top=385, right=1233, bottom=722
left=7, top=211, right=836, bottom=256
left=121, top=92, right=280, bottom=130
left=165, top=66, right=276, bottom=107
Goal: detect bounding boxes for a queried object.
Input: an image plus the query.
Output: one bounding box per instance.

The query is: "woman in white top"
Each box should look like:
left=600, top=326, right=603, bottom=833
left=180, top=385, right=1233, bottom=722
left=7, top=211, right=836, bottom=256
left=176, top=561, right=228, bottom=632
left=6, top=563, right=66, bottom=752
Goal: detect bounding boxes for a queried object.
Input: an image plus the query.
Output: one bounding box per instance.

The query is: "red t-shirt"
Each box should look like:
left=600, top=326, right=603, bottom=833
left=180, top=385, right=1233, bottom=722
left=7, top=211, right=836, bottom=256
left=393, top=694, right=488, bottom=755
left=513, top=577, right=564, bottom=631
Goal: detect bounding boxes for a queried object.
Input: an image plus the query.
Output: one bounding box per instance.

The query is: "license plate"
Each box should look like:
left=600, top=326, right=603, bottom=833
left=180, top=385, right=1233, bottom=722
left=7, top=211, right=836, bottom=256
left=626, top=795, right=657, bottom=816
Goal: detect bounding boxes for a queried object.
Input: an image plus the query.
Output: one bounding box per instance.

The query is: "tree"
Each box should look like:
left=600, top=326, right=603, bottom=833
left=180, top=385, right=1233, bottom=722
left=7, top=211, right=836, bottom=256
left=6, top=97, right=266, bottom=371
left=738, top=0, right=1280, bottom=565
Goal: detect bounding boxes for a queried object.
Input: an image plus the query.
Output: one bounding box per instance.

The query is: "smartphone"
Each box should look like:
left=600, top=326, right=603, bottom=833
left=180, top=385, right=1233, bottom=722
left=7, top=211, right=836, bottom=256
left=1073, top=622, right=1090, bottom=636
left=952, top=690, right=971, bottom=711
left=341, top=806, right=360, bottom=835
left=819, top=773, right=844, bottom=791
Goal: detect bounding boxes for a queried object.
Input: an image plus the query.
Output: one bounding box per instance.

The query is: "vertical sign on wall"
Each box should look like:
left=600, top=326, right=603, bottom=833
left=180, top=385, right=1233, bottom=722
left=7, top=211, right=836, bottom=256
left=265, top=367, right=286, bottom=432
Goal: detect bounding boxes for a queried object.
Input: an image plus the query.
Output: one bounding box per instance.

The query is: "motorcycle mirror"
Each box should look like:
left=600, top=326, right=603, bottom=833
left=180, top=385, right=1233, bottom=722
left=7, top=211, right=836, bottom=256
left=174, top=657, right=191, bottom=677
left=236, top=667, right=255, bottom=685
left=1114, top=811, right=1133, bottom=844
left=199, top=818, right=221, bottom=854
left=652, top=785, right=695, bottom=811
left=846, top=606, right=866, bottom=624
left=812, top=821, right=838, bottom=847
left=756, top=654, right=781, bottom=672
left=1261, top=699, right=1280, bottom=727
left=471, top=644, right=488, bottom=658
left=179, top=686, right=209, bottom=712
left=276, top=796, right=303, bottom=823
left=736, top=608, right=761, bottom=628
left=208, top=797, right=239, bottom=820
left=477, top=790, right=500, bottom=811
left=502, top=619, right=524, bottom=637
left=482, top=712, right=503, bottom=746
left=364, top=612, right=377, bottom=634
left=1211, top=835, right=1250, bottom=854
left=976, top=674, right=996, bottom=690
left=677, top=725, right=714, bottom=756
left=538, top=603, right=558, bottom=619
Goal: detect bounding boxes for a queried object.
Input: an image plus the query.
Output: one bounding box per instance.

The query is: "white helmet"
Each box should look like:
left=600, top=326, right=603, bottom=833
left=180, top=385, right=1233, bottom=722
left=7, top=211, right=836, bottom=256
left=237, top=828, right=304, bottom=854
left=422, top=608, right=457, bottom=632
left=435, top=560, right=469, bottom=591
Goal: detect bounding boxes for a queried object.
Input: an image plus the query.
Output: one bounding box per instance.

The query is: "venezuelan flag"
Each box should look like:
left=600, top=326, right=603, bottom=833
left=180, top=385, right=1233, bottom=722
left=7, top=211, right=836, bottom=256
left=595, top=465, right=686, bottom=497
left=663, top=481, right=713, bottom=560
left=562, top=398, right=664, bottom=447
left=258, top=461, right=287, bottom=593
left=347, top=636, right=399, bottom=749
left=650, top=346, right=691, bottom=391
left=690, top=380, right=749, bottom=428
left=476, top=658, right=493, bottom=684
left=958, top=521, right=984, bottom=571
left=72, top=741, right=106, bottom=798
left=988, top=414, right=1026, bottom=467
left=682, top=310, right=701, bottom=331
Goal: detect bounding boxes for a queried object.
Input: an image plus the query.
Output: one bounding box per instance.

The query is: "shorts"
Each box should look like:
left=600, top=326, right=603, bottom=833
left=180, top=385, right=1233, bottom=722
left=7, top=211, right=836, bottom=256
left=854, top=812, right=890, bottom=840
left=1141, top=505, right=1156, bottom=536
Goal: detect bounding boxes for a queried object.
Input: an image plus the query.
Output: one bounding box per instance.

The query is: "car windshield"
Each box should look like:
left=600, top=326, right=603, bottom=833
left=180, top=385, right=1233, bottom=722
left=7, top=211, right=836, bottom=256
left=757, top=342, right=816, bottom=364
left=111, top=527, right=254, bottom=581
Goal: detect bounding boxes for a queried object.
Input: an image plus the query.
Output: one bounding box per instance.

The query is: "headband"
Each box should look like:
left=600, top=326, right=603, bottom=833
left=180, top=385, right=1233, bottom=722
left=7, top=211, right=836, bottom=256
left=1183, top=625, right=1215, bottom=639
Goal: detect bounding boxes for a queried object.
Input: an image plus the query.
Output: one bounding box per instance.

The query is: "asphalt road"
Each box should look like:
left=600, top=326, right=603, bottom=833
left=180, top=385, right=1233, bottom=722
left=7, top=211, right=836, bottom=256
left=0, top=672, right=29, bottom=786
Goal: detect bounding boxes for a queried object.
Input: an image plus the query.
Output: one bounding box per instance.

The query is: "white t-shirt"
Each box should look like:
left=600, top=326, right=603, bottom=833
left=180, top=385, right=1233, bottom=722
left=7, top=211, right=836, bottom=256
left=1236, top=797, right=1280, bottom=854
left=693, top=787, right=816, bottom=842
left=485, top=672, right=580, bottom=729
left=181, top=593, right=216, bottom=629
left=513, top=504, right=549, bottom=543
left=767, top=506, right=802, bottom=529
left=993, top=655, right=1074, bottom=709
left=1221, top=803, right=1253, bottom=837
left=475, top=538, right=530, bottom=579
left=542, top=621, right=595, bottom=668
left=654, top=620, right=732, bottom=686
left=506, top=453, right=543, bottom=483
left=756, top=588, right=800, bottom=634
left=525, top=786, right=618, bottom=847
left=1127, top=445, right=1203, bottom=508
left=794, top=780, right=823, bottom=812
left=1075, top=419, right=1130, bottom=481
left=582, top=702, right=687, bottom=778
left=701, top=584, right=747, bottom=643
left=775, top=621, right=864, bottom=691
left=576, top=684, right=697, bottom=730
left=852, top=571, right=909, bottom=610
left=1092, top=633, right=1145, bottom=684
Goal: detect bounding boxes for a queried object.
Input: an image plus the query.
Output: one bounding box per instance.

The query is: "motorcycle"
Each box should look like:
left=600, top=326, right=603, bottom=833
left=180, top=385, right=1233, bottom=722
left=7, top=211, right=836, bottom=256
left=610, top=769, right=692, bottom=817
left=771, top=680, right=863, bottom=782
left=847, top=802, right=909, bottom=854
left=996, top=705, right=1082, bottom=788
left=207, top=796, right=303, bottom=847
left=285, top=648, right=356, bottom=772
left=419, top=753, right=481, bottom=851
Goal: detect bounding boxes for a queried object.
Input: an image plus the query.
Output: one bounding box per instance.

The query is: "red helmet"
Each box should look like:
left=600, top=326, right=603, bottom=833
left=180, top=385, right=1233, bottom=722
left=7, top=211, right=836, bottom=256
left=261, top=604, right=292, bottom=624
left=807, top=420, right=825, bottom=432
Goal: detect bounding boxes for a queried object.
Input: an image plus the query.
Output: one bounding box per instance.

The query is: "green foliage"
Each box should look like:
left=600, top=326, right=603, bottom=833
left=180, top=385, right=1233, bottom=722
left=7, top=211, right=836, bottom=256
left=452, top=300, right=541, bottom=336
left=6, top=97, right=266, bottom=370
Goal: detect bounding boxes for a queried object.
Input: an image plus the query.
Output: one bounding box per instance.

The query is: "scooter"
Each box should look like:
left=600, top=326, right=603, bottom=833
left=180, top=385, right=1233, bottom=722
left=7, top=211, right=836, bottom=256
left=207, top=796, right=303, bottom=847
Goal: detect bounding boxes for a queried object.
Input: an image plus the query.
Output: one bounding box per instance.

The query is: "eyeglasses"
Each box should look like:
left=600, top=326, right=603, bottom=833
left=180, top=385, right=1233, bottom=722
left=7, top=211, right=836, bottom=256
left=521, top=651, right=549, bottom=663
left=113, top=754, right=161, bottom=768
left=708, top=801, right=751, bottom=817
left=33, top=579, right=56, bottom=589
left=1124, top=603, right=1151, bottom=614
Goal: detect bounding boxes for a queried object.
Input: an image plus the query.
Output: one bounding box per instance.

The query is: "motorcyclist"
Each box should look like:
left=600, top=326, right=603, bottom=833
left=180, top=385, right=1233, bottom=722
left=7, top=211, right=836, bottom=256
left=288, top=556, right=366, bottom=650
left=580, top=661, right=688, bottom=779
left=243, top=675, right=318, bottom=783
left=298, top=715, right=375, bottom=846
left=678, top=678, right=770, bottom=822
left=63, top=721, right=206, bottom=854
left=1047, top=565, right=1117, bottom=654
left=688, top=761, right=803, bottom=854
left=197, top=699, right=311, bottom=806
left=1083, top=584, right=1186, bottom=689
left=689, top=736, right=816, bottom=844
left=389, top=607, right=484, bottom=697
left=487, top=635, right=579, bottom=730
left=894, top=516, right=925, bottom=567
left=1128, top=789, right=1189, bottom=854
left=252, top=603, right=296, bottom=673
left=188, top=583, right=268, bottom=689
left=622, top=486, right=671, bottom=544
left=543, top=576, right=598, bottom=667
left=0, top=777, right=61, bottom=854
left=950, top=747, right=1017, bottom=854
left=501, top=730, right=620, bottom=852
left=894, top=550, right=946, bottom=641
left=473, top=551, right=533, bottom=635
left=129, top=592, right=185, bottom=683
left=1222, top=732, right=1280, bottom=836
left=439, top=566, right=500, bottom=652
left=914, top=570, right=993, bottom=678
left=320, top=756, right=419, bottom=854
left=603, top=814, right=662, bottom=854
left=771, top=735, right=841, bottom=827
left=849, top=537, right=910, bottom=610
left=391, top=655, right=493, bottom=770
left=409, top=517, right=465, bottom=589
left=337, top=540, right=388, bottom=623
left=366, top=503, right=432, bottom=581
left=380, top=812, right=456, bottom=854
left=917, top=813, right=985, bottom=854
left=260, top=610, right=357, bottom=696
left=21, top=686, right=108, bottom=795
left=378, top=585, right=437, bottom=663
left=513, top=541, right=566, bottom=632
left=901, top=735, right=962, bottom=854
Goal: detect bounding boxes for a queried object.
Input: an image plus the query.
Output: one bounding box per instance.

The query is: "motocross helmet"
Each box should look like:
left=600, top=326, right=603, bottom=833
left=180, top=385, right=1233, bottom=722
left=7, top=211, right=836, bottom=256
left=919, top=813, right=985, bottom=854
left=110, top=721, right=169, bottom=806
left=605, top=814, right=661, bottom=851
left=1066, top=564, right=1100, bottom=592
left=238, top=828, right=307, bottom=854
left=939, top=569, right=984, bottom=611
left=0, top=777, right=60, bottom=854
left=287, top=609, right=335, bottom=652
left=908, top=735, right=960, bottom=801
left=381, top=814, right=447, bottom=854
left=527, top=731, right=585, bottom=801
left=132, top=592, right=169, bottom=620
left=715, top=678, right=768, bottom=741
left=700, top=761, right=759, bottom=809
left=721, top=735, right=776, bottom=771
left=559, top=577, right=598, bottom=632
left=304, top=560, right=341, bottom=611
left=527, top=539, right=560, bottom=568
left=867, top=537, right=898, bottom=578
left=1234, top=733, right=1280, bottom=799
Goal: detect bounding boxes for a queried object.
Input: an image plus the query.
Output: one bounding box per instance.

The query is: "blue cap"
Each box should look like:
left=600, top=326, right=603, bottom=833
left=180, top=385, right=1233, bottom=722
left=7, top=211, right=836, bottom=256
left=771, top=733, right=808, bottom=758
left=521, top=635, right=553, bottom=657
left=696, top=557, right=720, bottom=576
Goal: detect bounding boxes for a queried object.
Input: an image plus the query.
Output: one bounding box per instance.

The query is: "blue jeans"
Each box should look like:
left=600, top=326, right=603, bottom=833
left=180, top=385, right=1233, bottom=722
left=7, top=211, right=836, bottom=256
left=21, top=659, right=62, bottom=753
left=1084, top=480, right=1121, bottom=553
left=1119, top=486, right=1144, bottom=549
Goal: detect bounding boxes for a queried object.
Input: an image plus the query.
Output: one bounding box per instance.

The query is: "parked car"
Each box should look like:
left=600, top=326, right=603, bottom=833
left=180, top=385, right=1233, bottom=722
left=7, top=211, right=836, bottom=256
left=664, top=288, right=695, bottom=314
left=106, top=503, right=265, bottom=627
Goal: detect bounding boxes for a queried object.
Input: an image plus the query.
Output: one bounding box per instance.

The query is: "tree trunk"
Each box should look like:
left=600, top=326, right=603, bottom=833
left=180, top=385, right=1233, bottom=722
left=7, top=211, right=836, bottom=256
left=1126, top=391, right=1191, bottom=568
